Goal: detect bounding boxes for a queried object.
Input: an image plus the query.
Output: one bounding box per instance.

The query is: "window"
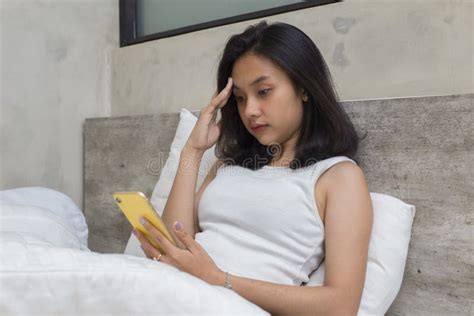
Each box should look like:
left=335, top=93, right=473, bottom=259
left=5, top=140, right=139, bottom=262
left=120, top=0, right=341, bottom=47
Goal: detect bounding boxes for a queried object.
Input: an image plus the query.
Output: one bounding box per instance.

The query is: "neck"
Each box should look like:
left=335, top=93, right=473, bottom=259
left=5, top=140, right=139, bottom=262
left=270, top=152, right=295, bottom=167
left=272, top=129, right=299, bottom=165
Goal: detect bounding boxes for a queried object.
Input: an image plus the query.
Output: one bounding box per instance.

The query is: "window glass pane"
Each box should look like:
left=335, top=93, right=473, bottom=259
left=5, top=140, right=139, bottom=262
left=137, top=0, right=305, bottom=37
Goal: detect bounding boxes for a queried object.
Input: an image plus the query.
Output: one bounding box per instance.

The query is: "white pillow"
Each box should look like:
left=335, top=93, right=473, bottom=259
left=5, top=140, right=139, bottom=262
left=0, top=203, right=88, bottom=251
left=123, top=108, right=416, bottom=316
left=304, top=192, right=416, bottom=316
left=124, top=108, right=217, bottom=256
left=0, top=186, right=89, bottom=248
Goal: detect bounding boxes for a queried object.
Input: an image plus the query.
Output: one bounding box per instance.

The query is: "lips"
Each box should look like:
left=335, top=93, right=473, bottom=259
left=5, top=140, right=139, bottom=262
left=250, top=123, right=268, bottom=129
left=250, top=124, right=268, bottom=132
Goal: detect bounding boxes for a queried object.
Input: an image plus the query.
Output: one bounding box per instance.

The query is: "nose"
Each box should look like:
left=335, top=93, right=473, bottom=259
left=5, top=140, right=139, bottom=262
left=243, top=97, right=262, bottom=119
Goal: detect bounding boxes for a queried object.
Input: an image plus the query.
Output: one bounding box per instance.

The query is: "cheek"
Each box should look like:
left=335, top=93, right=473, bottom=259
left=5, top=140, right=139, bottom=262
left=281, top=101, right=303, bottom=124
left=295, top=105, right=304, bottom=123
left=286, top=114, right=302, bottom=131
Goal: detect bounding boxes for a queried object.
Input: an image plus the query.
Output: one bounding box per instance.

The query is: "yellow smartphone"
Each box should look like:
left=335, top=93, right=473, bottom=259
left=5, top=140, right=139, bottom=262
left=113, top=191, right=178, bottom=254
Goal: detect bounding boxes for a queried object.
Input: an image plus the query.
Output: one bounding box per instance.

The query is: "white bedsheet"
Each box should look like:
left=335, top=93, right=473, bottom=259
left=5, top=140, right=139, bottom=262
left=0, top=189, right=269, bottom=316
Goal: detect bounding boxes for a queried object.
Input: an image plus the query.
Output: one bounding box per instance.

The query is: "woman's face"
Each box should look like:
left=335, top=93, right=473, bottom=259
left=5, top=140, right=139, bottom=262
left=231, top=53, right=305, bottom=157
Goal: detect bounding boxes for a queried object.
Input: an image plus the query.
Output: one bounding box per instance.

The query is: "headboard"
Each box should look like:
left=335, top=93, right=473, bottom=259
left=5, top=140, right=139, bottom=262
left=83, top=93, right=473, bottom=315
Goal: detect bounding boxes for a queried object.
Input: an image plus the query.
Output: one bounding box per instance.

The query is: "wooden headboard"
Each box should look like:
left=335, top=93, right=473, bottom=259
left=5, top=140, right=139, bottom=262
left=83, top=93, right=473, bottom=315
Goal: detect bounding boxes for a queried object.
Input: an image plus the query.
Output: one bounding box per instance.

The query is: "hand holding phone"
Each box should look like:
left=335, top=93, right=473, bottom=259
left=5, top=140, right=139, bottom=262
left=113, top=191, right=178, bottom=254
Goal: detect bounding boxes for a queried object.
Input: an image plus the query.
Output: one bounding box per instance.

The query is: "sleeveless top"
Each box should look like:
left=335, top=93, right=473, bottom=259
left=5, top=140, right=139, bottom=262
left=194, top=156, right=357, bottom=286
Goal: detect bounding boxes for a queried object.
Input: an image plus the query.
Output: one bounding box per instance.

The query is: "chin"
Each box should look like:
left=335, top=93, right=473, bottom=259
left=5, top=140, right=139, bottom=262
left=256, top=139, right=270, bottom=146
left=254, top=136, right=275, bottom=146
left=249, top=129, right=276, bottom=146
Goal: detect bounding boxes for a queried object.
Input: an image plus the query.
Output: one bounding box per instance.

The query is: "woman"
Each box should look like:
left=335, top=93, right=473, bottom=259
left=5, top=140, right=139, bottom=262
left=134, top=21, right=373, bottom=315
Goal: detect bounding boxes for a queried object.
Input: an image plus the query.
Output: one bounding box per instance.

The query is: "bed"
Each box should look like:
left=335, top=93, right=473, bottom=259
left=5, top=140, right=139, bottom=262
left=0, top=93, right=471, bottom=315
left=83, top=93, right=472, bottom=315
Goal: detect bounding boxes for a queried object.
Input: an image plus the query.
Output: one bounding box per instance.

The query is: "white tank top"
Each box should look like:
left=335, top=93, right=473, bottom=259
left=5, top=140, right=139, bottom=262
left=195, top=156, right=357, bottom=286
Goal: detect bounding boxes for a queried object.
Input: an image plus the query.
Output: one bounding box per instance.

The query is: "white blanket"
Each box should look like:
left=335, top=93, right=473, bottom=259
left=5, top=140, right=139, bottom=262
left=0, top=188, right=269, bottom=315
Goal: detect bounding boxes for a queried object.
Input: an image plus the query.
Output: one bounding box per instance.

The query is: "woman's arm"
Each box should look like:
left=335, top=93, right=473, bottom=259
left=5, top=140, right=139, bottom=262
left=161, top=78, right=233, bottom=248
left=322, top=161, right=373, bottom=314
left=161, top=146, right=204, bottom=249
left=214, top=274, right=343, bottom=316
left=214, top=161, right=373, bottom=316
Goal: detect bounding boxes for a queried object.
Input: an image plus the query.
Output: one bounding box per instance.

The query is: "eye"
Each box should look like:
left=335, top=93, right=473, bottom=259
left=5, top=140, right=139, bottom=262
left=258, top=89, right=270, bottom=96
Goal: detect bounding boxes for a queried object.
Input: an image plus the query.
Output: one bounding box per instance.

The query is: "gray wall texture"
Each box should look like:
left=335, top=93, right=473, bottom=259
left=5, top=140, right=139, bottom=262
left=111, top=0, right=473, bottom=117
left=0, top=0, right=118, bottom=209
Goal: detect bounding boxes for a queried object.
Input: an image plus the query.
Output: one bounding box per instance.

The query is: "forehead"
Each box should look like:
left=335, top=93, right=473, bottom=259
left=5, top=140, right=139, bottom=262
left=231, top=54, right=286, bottom=90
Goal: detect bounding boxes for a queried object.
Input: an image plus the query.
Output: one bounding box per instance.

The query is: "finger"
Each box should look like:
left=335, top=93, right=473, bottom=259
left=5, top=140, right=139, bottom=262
left=210, top=78, right=233, bottom=109
left=173, top=221, right=200, bottom=254
left=207, top=89, right=231, bottom=118
left=215, top=78, right=233, bottom=99
left=210, top=88, right=225, bottom=106
left=140, top=218, right=177, bottom=256
left=137, top=232, right=167, bottom=260
left=140, top=243, right=170, bottom=265
left=201, top=79, right=232, bottom=118
left=138, top=238, right=156, bottom=259
left=140, top=244, right=150, bottom=258
left=135, top=230, right=160, bottom=257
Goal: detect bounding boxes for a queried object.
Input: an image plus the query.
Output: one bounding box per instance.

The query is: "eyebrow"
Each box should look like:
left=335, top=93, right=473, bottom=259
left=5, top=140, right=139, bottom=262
left=232, top=75, right=271, bottom=91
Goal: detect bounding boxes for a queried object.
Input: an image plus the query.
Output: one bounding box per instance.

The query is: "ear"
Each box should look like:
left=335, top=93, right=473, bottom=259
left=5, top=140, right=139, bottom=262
left=301, top=89, right=308, bottom=102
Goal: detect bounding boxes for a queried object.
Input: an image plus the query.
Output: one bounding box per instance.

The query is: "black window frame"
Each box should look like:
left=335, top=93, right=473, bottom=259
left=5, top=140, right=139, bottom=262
left=119, top=0, right=341, bottom=47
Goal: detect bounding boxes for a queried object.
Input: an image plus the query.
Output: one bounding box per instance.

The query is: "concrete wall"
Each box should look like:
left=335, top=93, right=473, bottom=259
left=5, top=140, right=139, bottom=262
left=110, top=0, right=473, bottom=117
left=0, top=0, right=118, bottom=209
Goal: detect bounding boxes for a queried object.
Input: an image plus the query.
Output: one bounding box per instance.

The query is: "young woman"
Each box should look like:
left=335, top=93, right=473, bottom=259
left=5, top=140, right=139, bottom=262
left=134, top=21, right=373, bottom=315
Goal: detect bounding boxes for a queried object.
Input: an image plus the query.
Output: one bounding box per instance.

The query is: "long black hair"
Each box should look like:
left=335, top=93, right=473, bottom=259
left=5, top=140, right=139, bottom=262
left=215, top=20, right=359, bottom=170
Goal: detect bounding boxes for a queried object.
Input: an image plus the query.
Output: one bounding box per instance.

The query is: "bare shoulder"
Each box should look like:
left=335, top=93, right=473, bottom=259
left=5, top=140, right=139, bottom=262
left=323, top=161, right=370, bottom=202
left=322, top=160, right=373, bottom=228
left=314, top=161, right=368, bottom=224
left=325, top=161, right=366, bottom=185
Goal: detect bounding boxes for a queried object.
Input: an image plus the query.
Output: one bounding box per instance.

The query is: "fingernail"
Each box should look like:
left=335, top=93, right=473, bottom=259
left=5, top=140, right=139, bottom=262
left=174, top=221, right=182, bottom=231
left=140, top=217, right=146, bottom=225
